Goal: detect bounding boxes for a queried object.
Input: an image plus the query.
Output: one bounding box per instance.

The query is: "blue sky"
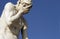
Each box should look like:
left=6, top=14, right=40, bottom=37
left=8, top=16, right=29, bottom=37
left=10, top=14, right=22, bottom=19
left=0, top=0, right=60, bottom=39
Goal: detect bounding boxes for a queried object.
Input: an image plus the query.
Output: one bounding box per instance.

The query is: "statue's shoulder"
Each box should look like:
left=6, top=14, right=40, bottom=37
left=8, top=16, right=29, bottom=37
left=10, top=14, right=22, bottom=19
left=5, top=2, right=12, bottom=7
left=4, top=2, right=14, bottom=9
left=5, top=2, right=13, bottom=5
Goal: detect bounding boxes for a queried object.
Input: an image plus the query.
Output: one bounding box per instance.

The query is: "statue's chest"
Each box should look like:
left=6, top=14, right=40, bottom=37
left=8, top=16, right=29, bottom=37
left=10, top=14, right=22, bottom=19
left=8, top=18, right=24, bottom=35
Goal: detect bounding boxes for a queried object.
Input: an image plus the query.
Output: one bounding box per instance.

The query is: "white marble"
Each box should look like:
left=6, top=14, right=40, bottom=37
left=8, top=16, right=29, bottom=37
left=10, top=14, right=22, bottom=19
left=0, top=0, right=32, bottom=39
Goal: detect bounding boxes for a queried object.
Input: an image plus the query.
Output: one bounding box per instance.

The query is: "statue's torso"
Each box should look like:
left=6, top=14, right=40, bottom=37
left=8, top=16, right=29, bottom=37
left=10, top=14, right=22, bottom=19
left=0, top=19, right=18, bottom=39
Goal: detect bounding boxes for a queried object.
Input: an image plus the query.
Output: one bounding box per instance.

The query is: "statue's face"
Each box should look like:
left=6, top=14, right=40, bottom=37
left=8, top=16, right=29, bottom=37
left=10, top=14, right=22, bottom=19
left=22, top=3, right=32, bottom=14
left=16, top=0, right=32, bottom=14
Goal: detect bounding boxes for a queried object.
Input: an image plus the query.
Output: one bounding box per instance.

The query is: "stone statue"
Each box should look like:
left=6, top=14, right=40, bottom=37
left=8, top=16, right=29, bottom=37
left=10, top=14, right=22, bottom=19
left=0, top=0, right=32, bottom=39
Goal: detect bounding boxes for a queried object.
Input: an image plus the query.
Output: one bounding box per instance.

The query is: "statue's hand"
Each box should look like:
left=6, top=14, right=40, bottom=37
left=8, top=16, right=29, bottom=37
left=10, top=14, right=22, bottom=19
left=21, top=3, right=32, bottom=14
left=16, top=2, right=32, bottom=14
left=17, top=5, right=29, bottom=14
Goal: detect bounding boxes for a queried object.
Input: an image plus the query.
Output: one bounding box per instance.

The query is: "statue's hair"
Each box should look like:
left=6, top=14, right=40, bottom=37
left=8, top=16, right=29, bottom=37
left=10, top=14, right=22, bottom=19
left=20, top=0, right=32, bottom=4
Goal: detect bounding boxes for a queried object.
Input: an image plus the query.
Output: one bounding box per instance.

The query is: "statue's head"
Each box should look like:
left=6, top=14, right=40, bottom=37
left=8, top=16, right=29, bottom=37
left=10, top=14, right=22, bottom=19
left=16, top=0, right=32, bottom=14
left=19, top=0, right=32, bottom=14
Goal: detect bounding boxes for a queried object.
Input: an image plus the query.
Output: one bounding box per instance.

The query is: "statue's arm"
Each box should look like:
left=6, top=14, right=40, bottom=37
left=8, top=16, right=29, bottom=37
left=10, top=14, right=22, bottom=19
left=8, top=10, right=23, bottom=21
left=5, top=10, right=23, bottom=22
left=21, top=17, right=28, bottom=39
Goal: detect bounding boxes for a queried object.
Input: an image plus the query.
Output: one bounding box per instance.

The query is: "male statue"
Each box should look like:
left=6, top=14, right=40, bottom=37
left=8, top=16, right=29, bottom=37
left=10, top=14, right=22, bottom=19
left=0, top=0, right=32, bottom=39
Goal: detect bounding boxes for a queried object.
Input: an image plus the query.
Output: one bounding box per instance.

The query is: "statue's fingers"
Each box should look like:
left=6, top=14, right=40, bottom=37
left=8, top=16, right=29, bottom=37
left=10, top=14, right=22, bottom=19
left=23, top=5, right=31, bottom=10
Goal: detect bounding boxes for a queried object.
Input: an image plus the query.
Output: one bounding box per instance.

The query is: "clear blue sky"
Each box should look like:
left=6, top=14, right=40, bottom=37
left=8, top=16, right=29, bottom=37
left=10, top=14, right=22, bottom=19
left=0, top=0, right=60, bottom=39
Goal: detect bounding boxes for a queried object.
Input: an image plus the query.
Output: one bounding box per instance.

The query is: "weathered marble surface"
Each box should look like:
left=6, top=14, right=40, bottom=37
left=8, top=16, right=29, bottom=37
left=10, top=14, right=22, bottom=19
left=0, top=0, right=32, bottom=39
